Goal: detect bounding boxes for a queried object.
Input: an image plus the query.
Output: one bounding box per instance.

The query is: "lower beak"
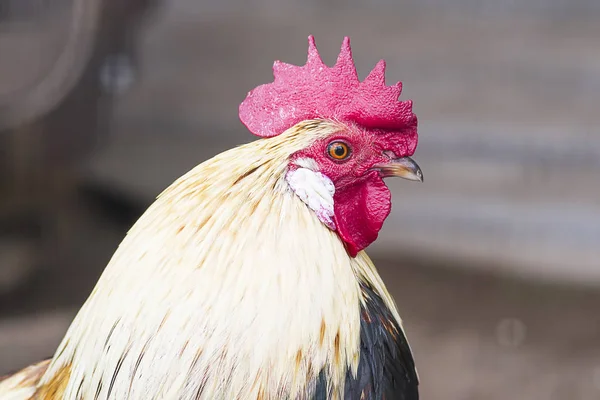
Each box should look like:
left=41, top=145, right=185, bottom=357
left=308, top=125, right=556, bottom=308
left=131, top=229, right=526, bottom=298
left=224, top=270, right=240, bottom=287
left=373, top=156, right=423, bottom=182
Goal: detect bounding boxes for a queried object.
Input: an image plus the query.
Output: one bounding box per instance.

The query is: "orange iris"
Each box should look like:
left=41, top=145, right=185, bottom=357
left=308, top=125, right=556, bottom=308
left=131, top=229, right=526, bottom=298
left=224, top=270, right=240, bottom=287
left=327, top=141, right=350, bottom=160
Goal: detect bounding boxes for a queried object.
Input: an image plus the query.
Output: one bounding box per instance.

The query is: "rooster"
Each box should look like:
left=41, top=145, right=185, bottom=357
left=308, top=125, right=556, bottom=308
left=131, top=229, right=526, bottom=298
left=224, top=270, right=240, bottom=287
left=0, top=36, right=423, bottom=399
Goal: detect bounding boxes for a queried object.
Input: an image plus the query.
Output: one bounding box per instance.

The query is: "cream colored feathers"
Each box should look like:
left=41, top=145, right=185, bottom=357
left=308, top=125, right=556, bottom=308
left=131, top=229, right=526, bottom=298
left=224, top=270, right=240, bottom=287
left=1, top=120, right=405, bottom=399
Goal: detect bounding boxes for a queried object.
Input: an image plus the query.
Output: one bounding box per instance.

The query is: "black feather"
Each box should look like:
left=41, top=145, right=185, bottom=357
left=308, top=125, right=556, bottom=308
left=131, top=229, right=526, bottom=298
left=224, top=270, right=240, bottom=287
left=312, top=283, right=418, bottom=400
left=346, top=283, right=418, bottom=400
left=312, top=369, right=329, bottom=400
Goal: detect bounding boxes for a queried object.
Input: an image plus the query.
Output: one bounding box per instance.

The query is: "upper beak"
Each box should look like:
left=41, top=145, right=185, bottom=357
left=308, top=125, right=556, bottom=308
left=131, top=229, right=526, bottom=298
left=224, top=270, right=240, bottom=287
left=373, top=156, right=423, bottom=182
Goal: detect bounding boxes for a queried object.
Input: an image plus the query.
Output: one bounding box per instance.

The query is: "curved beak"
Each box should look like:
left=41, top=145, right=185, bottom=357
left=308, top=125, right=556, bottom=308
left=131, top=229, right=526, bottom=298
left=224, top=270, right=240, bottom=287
left=373, top=156, right=423, bottom=182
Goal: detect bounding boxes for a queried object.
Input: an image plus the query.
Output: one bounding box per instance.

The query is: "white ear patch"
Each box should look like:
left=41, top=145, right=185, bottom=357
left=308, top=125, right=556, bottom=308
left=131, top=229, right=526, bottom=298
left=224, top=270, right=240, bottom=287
left=286, top=163, right=336, bottom=230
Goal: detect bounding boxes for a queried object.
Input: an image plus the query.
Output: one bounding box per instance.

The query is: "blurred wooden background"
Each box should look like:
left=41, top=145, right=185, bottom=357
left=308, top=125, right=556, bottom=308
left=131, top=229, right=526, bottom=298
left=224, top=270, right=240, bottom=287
left=88, top=4, right=600, bottom=284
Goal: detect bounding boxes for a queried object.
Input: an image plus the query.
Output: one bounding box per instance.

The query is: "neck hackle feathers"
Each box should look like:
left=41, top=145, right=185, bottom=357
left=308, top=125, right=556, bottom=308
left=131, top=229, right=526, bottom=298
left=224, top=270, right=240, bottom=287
left=239, top=35, right=417, bottom=138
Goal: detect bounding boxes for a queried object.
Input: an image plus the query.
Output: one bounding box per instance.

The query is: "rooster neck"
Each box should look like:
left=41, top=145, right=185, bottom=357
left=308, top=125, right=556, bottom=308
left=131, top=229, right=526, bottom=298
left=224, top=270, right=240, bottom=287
left=40, top=127, right=405, bottom=399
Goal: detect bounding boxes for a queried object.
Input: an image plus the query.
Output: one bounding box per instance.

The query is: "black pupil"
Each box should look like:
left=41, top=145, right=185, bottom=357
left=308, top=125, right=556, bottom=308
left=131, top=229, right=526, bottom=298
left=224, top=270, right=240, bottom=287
left=334, top=145, right=346, bottom=157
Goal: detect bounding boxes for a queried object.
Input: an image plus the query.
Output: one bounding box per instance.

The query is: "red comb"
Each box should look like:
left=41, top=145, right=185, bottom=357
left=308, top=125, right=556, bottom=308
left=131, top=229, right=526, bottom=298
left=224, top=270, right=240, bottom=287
left=239, top=35, right=417, bottom=138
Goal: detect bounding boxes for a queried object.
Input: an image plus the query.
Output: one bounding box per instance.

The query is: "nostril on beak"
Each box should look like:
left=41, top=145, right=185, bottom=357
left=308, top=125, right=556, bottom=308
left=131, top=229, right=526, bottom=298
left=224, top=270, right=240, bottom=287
left=382, top=150, right=397, bottom=159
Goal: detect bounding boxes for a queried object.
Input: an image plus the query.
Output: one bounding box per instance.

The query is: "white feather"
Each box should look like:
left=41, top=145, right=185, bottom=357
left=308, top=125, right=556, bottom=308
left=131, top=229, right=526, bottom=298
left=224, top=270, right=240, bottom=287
left=286, top=165, right=336, bottom=230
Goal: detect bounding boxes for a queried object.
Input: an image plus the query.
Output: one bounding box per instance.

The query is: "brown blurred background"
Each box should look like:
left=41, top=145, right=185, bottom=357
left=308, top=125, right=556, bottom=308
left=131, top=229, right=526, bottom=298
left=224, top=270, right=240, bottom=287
left=1, top=0, right=600, bottom=398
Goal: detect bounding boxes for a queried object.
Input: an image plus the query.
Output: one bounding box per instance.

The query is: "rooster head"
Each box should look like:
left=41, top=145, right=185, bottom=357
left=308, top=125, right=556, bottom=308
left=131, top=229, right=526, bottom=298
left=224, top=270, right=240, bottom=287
left=240, top=35, right=422, bottom=257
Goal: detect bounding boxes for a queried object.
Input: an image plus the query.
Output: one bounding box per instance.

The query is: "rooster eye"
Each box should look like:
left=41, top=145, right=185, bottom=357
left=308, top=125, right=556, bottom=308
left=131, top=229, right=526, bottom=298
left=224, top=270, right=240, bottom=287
left=327, top=141, right=351, bottom=160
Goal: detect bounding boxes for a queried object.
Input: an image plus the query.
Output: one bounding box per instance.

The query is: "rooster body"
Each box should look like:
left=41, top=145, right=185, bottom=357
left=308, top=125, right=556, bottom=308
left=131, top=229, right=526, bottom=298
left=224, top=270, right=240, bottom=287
left=1, top=37, right=421, bottom=399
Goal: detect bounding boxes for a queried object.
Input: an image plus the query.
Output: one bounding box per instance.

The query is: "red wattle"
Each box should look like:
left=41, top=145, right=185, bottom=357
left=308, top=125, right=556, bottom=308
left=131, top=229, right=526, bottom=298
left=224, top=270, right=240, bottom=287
left=332, top=172, right=391, bottom=257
